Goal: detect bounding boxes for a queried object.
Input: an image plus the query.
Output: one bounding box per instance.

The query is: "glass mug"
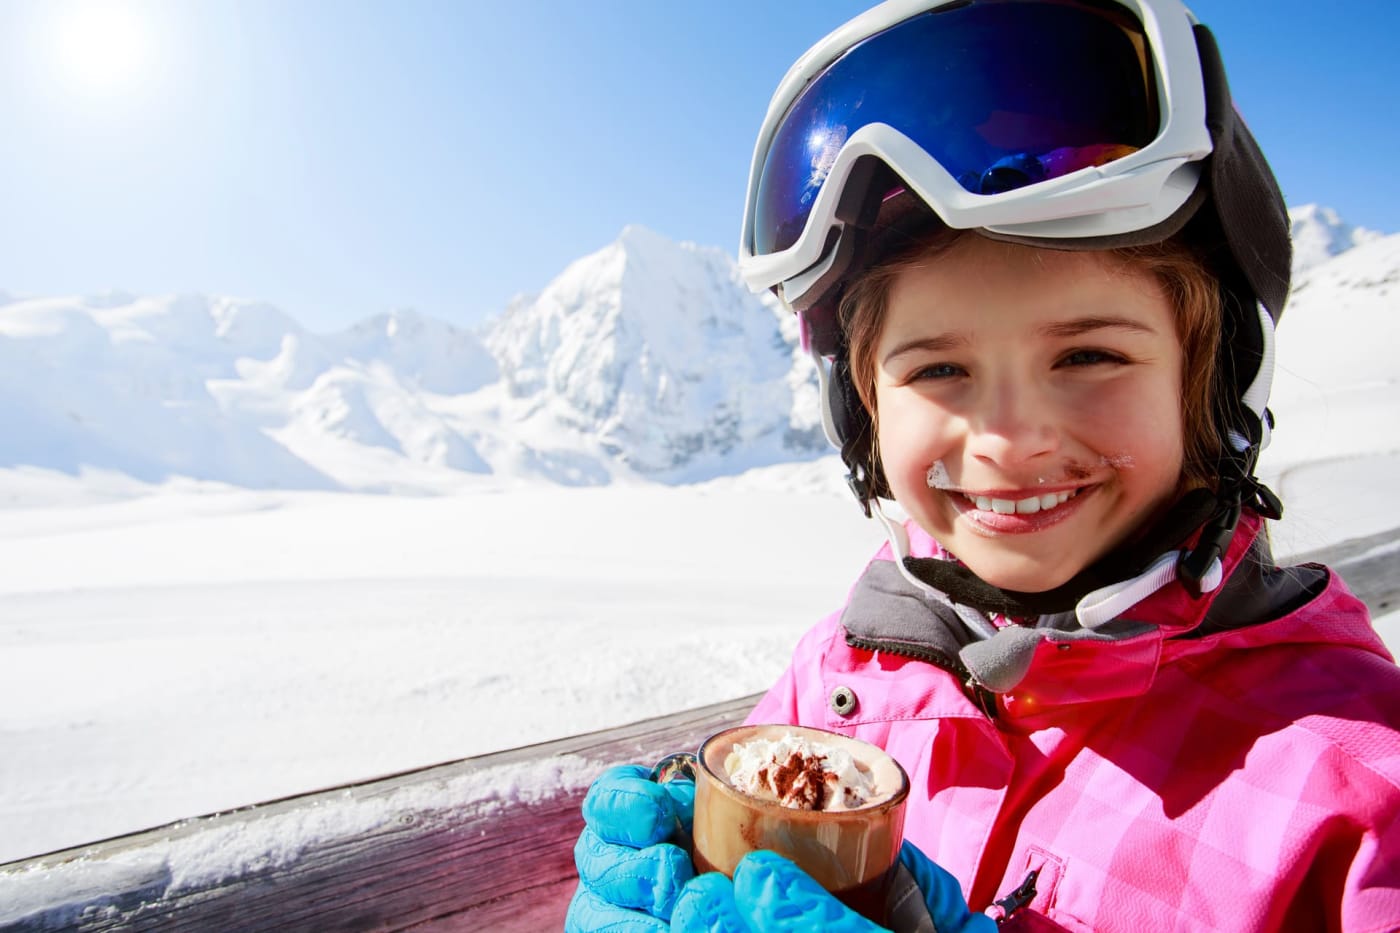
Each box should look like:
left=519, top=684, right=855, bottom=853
left=654, top=723, right=910, bottom=924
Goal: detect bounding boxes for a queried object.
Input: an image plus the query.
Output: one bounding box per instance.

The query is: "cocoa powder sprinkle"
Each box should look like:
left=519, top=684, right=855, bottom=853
left=768, top=751, right=831, bottom=810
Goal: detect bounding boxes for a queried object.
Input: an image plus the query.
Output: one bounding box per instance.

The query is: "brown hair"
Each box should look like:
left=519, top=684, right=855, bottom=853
left=838, top=228, right=1226, bottom=491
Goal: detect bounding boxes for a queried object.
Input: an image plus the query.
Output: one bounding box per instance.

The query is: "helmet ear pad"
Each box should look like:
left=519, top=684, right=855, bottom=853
left=828, top=350, right=891, bottom=504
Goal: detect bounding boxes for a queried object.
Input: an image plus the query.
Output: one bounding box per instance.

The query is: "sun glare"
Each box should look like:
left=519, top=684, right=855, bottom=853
left=50, top=1, right=152, bottom=96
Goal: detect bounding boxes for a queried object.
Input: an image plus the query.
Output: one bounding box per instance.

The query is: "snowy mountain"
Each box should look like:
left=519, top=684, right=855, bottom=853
left=1266, top=223, right=1400, bottom=461
left=0, top=207, right=1391, bottom=494
left=0, top=226, right=824, bottom=492
left=1288, top=204, right=1384, bottom=276
left=486, top=225, right=822, bottom=480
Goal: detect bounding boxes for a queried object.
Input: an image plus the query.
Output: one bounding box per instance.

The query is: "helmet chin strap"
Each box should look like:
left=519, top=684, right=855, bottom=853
left=869, top=497, right=1224, bottom=635
left=1234, top=302, right=1277, bottom=455
left=868, top=499, right=1001, bottom=641
left=1077, top=550, right=1222, bottom=628
left=1179, top=303, right=1281, bottom=588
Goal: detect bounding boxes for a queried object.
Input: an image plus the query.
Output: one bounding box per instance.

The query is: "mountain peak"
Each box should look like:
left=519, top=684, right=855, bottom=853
left=617, top=223, right=668, bottom=245
left=1289, top=204, right=1385, bottom=276
left=614, top=224, right=722, bottom=266
left=483, top=226, right=822, bottom=478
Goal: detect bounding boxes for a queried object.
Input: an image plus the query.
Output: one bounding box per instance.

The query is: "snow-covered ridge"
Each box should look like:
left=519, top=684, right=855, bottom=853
left=0, top=206, right=1389, bottom=495
left=0, top=226, right=823, bottom=494
left=1289, top=204, right=1385, bottom=277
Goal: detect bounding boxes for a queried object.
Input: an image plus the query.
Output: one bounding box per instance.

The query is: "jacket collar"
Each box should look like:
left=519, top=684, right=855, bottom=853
left=840, top=512, right=1311, bottom=707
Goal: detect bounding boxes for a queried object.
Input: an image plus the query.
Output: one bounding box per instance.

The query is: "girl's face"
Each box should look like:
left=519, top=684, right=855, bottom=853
left=872, top=236, right=1185, bottom=593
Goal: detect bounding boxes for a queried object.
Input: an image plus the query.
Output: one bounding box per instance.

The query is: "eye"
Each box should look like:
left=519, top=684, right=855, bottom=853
left=909, top=362, right=967, bottom=381
left=1058, top=348, right=1129, bottom=368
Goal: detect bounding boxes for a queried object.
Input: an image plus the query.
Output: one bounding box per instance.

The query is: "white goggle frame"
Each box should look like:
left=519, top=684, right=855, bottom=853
left=738, top=0, right=1212, bottom=304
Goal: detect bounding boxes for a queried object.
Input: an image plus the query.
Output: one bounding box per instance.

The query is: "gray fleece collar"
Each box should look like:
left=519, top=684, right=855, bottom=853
left=840, top=561, right=1151, bottom=693
left=840, top=531, right=1322, bottom=695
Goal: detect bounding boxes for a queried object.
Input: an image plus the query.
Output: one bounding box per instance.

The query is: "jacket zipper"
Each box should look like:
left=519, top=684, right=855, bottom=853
left=847, top=632, right=1039, bottom=916
left=844, top=634, right=1000, bottom=720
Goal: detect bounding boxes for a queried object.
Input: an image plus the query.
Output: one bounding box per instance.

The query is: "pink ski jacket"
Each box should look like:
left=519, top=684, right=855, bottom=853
left=748, top=515, right=1400, bottom=931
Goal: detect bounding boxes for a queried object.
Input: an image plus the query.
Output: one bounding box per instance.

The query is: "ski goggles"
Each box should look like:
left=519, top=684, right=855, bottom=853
left=739, top=0, right=1212, bottom=297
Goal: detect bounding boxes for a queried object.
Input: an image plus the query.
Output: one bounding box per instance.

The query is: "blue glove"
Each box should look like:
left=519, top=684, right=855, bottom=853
left=671, top=850, right=880, bottom=932
left=565, top=764, right=698, bottom=932
left=667, top=843, right=999, bottom=933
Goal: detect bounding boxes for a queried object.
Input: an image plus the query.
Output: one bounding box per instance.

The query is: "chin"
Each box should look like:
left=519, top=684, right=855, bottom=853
left=965, top=558, right=1081, bottom=595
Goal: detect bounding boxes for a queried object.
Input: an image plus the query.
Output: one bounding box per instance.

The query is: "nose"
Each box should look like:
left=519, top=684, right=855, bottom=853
left=965, top=377, right=1059, bottom=469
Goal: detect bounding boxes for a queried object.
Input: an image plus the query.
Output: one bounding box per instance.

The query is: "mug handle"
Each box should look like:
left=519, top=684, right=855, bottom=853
left=651, top=751, right=697, bottom=784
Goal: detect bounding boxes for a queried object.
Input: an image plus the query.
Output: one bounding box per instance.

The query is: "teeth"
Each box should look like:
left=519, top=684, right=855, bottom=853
left=970, top=490, right=1075, bottom=514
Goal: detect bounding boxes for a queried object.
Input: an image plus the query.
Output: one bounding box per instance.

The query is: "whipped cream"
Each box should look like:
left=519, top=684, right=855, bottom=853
left=723, top=733, right=880, bottom=811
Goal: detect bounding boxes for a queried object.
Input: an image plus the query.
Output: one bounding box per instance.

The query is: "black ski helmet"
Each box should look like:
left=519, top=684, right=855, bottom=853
left=737, top=0, right=1289, bottom=606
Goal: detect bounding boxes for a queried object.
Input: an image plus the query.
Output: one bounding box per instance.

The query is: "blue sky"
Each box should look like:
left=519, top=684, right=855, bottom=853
left=1, top=0, right=1395, bottom=332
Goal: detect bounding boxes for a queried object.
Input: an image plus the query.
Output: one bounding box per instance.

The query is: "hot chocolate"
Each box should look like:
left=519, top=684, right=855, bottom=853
left=723, top=731, right=885, bottom=811
left=683, top=723, right=909, bottom=924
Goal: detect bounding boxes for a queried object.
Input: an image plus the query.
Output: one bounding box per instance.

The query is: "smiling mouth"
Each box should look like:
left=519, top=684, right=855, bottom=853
left=960, top=488, right=1081, bottom=515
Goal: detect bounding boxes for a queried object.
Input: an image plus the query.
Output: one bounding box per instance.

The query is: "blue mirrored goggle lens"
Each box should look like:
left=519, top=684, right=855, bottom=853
left=753, top=0, right=1158, bottom=256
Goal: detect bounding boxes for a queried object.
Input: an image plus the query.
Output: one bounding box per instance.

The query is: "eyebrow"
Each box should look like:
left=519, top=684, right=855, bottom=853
left=882, top=333, right=969, bottom=365
left=1037, top=316, right=1159, bottom=338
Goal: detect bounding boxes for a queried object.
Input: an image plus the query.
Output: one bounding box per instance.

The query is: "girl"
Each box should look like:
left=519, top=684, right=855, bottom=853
left=568, top=0, right=1400, bottom=929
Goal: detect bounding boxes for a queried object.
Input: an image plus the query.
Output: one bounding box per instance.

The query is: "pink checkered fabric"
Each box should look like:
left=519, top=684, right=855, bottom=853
left=748, top=519, right=1400, bottom=931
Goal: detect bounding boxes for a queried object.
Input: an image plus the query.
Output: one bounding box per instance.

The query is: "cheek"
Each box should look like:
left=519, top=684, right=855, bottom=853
left=1071, top=375, right=1185, bottom=484
left=873, top=390, right=958, bottom=491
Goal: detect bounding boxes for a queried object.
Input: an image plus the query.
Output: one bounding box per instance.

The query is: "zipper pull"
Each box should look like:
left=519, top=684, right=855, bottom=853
left=985, top=868, right=1039, bottom=922
left=966, top=676, right=999, bottom=720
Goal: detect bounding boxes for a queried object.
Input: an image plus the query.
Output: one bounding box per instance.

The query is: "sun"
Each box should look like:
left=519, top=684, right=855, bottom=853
left=50, top=1, right=152, bottom=96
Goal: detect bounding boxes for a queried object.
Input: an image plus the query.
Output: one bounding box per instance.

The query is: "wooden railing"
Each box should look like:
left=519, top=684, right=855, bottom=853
left=2, top=533, right=1396, bottom=932
left=0, top=696, right=757, bottom=932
